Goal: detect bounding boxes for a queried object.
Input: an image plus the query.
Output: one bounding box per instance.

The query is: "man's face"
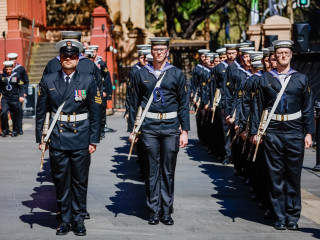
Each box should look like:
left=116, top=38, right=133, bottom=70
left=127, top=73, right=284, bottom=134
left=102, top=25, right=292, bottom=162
left=263, top=57, right=271, bottom=71
left=92, top=49, right=98, bottom=58
left=242, top=54, right=251, bottom=67
left=214, top=58, right=220, bottom=66
left=4, top=66, right=13, bottom=76
left=205, top=56, right=211, bottom=66
left=151, top=45, right=168, bottom=63
left=60, top=54, right=79, bottom=70
left=275, top=48, right=292, bottom=67
left=269, top=53, right=278, bottom=69
left=220, top=54, right=227, bottom=61
left=200, top=53, right=206, bottom=64
left=226, top=50, right=237, bottom=61
left=138, top=55, right=146, bottom=66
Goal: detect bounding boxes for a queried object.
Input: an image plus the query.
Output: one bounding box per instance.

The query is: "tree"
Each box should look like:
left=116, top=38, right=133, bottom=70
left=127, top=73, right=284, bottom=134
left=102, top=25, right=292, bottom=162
left=157, top=0, right=231, bottom=39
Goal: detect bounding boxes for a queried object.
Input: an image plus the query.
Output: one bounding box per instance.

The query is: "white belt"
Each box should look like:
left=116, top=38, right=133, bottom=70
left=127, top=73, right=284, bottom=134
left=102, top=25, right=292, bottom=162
left=271, top=111, right=302, bottom=121
left=146, top=112, right=177, bottom=120
left=51, top=112, right=88, bottom=122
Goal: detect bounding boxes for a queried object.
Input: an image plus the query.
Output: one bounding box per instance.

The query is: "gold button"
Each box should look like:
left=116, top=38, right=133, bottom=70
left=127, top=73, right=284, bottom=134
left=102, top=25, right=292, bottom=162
left=73, top=124, right=76, bottom=127
left=74, top=130, right=77, bottom=133
left=60, top=130, right=63, bottom=133
left=60, top=124, right=63, bottom=127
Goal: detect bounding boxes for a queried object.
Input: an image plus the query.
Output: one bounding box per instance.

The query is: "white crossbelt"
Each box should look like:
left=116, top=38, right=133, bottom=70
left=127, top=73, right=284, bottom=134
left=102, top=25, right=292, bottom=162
left=51, top=112, right=88, bottom=122
left=146, top=112, right=177, bottom=120
left=271, top=111, right=301, bottom=121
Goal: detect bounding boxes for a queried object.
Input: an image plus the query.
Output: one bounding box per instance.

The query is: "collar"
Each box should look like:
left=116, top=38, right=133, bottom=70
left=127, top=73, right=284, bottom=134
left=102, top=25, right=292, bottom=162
left=221, top=60, right=228, bottom=67
left=145, top=62, right=174, bottom=79
left=269, top=68, right=297, bottom=84
left=62, top=70, right=76, bottom=80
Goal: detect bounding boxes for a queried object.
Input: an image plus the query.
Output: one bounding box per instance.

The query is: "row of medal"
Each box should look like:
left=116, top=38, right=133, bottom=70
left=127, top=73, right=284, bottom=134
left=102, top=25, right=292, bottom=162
left=74, top=90, right=87, bottom=101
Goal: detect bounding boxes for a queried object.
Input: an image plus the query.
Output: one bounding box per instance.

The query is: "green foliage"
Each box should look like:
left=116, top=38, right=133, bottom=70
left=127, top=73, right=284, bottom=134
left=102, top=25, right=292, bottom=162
left=177, top=0, right=201, bottom=20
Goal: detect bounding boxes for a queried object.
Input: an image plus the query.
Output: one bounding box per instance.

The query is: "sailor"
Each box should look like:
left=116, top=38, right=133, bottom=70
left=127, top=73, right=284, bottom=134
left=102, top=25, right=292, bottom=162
left=36, top=40, right=101, bottom=236
left=252, top=40, right=314, bottom=231
left=0, top=61, right=26, bottom=137
left=7, top=53, right=29, bottom=135
left=128, top=37, right=190, bottom=225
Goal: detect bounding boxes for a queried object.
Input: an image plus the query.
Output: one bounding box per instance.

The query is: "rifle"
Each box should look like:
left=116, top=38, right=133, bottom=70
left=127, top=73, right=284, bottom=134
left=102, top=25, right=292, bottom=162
left=241, top=115, right=250, bottom=154
left=211, top=88, right=221, bottom=123
left=128, top=106, right=142, bottom=160
left=252, top=109, right=268, bottom=162
left=40, top=112, right=50, bottom=171
left=226, top=110, right=236, bottom=137
left=229, top=129, right=239, bottom=149
left=195, top=97, right=201, bottom=115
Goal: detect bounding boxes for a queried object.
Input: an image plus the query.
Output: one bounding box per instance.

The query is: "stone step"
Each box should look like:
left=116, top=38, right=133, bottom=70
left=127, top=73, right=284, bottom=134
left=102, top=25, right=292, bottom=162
left=31, top=51, right=58, bottom=57
left=29, top=58, right=54, bottom=64
left=29, top=64, right=49, bottom=70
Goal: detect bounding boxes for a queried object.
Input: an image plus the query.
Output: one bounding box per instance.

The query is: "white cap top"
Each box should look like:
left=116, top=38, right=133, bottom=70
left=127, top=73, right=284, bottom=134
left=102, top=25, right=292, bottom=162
left=137, top=44, right=151, bottom=50
left=55, top=39, right=84, bottom=52
left=198, top=49, right=210, bottom=54
left=7, top=53, right=18, bottom=59
left=3, top=60, right=14, bottom=67
left=146, top=54, right=153, bottom=61
left=89, top=45, right=99, bottom=50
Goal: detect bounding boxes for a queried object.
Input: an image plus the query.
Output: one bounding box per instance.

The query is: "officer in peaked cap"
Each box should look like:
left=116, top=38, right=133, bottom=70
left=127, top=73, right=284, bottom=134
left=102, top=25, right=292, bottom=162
left=43, top=31, right=103, bottom=99
left=128, top=36, right=190, bottom=226
left=7, top=52, right=29, bottom=135
left=88, top=44, right=114, bottom=136
left=0, top=61, right=25, bottom=137
left=252, top=40, right=314, bottom=231
left=36, top=39, right=101, bottom=236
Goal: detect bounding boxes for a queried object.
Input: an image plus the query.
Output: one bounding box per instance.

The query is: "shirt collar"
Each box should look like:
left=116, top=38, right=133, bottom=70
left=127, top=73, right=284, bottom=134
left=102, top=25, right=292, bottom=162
left=62, top=70, right=76, bottom=80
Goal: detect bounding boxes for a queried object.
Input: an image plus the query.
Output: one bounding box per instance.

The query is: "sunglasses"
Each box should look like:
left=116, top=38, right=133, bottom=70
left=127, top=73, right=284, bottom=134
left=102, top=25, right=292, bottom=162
left=60, top=54, right=79, bottom=60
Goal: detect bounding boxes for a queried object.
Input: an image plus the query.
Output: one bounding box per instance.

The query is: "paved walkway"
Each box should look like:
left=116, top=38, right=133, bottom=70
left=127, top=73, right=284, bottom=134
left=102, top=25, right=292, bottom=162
left=0, top=112, right=319, bottom=239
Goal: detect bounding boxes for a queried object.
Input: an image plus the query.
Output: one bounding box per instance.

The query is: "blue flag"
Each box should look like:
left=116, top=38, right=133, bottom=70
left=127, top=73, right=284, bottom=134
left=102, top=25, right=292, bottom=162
left=224, top=7, right=230, bottom=42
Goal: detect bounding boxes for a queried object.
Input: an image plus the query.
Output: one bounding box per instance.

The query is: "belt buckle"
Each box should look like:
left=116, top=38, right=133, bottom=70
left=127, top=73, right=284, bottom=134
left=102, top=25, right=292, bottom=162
left=158, top=113, right=163, bottom=120
left=281, top=115, right=284, bottom=121
left=67, top=115, right=70, bottom=123
left=73, top=112, right=76, bottom=122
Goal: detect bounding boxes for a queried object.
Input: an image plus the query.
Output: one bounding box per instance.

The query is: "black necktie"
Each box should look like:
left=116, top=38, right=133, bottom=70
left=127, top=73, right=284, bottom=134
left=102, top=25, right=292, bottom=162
left=65, top=76, right=70, bottom=88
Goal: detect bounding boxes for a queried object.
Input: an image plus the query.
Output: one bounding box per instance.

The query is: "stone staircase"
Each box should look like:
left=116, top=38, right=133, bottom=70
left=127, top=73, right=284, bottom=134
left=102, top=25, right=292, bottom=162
left=28, top=42, right=58, bottom=83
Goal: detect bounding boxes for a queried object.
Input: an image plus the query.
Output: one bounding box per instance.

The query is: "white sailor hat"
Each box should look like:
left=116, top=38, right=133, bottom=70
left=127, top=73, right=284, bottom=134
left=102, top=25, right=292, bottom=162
left=60, top=31, right=82, bottom=41
left=56, top=40, right=84, bottom=54
left=272, top=40, right=294, bottom=50
left=146, top=54, right=153, bottom=61
left=84, top=49, right=93, bottom=55
left=7, top=53, right=18, bottom=59
left=89, top=45, right=99, bottom=50
left=3, top=60, right=14, bottom=67
left=216, top=48, right=226, bottom=55
left=198, top=49, right=210, bottom=54
left=250, top=53, right=263, bottom=62
left=149, top=37, right=171, bottom=46
left=268, top=46, right=275, bottom=54
left=205, top=52, right=214, bottom=57
left=251, top=60, right=264, bottom=69
left=224, top=44, right=237, bottom=50
left=236, top=42, right=252, bottom=48
left=262, top=48, right=270, bottom=57
left=213, top=53, right=220, bottom=58
left=142, top=49, right=151, bottom=55
left=239, top=47, right=255, bottom=54
left=137, top=44, right=151, bottom=50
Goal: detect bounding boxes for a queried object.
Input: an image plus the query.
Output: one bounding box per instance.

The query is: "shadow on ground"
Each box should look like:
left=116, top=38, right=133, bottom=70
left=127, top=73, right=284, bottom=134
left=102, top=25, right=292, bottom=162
left=19, top=158, right=59, bottom=229
left=106, top=136, right=147, bottom=220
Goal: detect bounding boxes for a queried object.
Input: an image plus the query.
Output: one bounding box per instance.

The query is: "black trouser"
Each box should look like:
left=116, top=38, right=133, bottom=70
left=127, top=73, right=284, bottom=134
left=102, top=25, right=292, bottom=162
left=263, top=132, right=305, bottom=223
left=136, top=139, right=145, bottom=175
left=18, top=101, right=23, bottom=132
left=101, top=96, right=107, bottom=134
left=141, top=128, right=180, bottom=214
left=49, top=147, right=91, bottom=223
left=1, top=98, right=19, bottom=134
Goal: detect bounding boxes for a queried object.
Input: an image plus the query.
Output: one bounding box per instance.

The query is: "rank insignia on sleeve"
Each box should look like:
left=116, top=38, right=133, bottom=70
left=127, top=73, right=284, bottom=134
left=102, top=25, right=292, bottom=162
left=208, top=79, right=211, bottom=83
left=38, top=89, right=41, bottom=96
left=238, top=90, right=242, bottom=96
left=185, top=85, right=187, bottom=92
left=104, top=68, right=109, bottom=72
left=97, top=89, right=101, bottom=97
left=251, top=92, right=255, bottom=98
left=95, top=96, right=102, bottom=104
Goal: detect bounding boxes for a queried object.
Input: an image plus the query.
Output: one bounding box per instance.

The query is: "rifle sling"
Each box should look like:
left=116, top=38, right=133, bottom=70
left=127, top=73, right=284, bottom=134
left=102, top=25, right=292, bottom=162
left=44, top=101, right=66, bottom=142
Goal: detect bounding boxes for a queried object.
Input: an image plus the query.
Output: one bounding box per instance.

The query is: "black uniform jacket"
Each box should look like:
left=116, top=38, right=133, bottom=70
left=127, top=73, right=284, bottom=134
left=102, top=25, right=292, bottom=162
left=251, top=69, right=315, bottom=135
left=0, top=73, right=25, bottom=100
left=36, top=70, right=101, bottom=150
left=12, top=64, right=29, bottom=94
left=125, top=63, right=142, bottom=113
left=128, top=63, right=190, bottom=132
left=95, top=59, right=112, bottom=100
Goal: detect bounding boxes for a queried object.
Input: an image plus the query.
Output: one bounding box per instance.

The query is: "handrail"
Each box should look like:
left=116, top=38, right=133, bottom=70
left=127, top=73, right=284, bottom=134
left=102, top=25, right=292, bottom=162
left=25, top=19, right=35, bottom=71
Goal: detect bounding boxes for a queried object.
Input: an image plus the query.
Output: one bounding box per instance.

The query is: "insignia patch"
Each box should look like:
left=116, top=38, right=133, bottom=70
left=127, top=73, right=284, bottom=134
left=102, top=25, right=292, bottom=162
left=38, top=88, right=41, bottom=96
left=227, top=82, right=230, bottom=86
left=251, top=92, right=255, bottom=98
left=103, top=68, right=109, bottom=72
left=95, top=96, right=102, bottom=104
left=208, top=79, right=211, bottom=83
left=238, top=90, right=242, bottom=96
left=185, top=85, right=187, bottom=92
left=222, top=70, right=226, bottom=72
left=144, top=81, right=148, bottom=83
left=18, top=80, right=24, bottom=85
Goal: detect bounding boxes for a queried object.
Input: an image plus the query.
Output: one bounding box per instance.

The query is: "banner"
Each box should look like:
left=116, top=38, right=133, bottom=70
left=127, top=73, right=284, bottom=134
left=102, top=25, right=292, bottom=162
left=251, top=0, right=259, bottom=25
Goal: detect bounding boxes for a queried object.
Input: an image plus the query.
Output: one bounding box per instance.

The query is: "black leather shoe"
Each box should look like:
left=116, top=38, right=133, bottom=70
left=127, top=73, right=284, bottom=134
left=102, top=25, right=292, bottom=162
left=148, top=212, right=159, bottom=225
left=84, top=212, right=90, bottom=220
left=160, top=214, right=174, bottom=225
left=18, top=131, right=23, bottom=135
left=11, top=132, right=18, bottom=137
left=74, top=220, right=86, bottom=236
left=287, top=221, right=298, bottom=230
left=274, top=221, right=286, bottom=230
left=56, top=222, right=71, bottom=235
left=222, top=157, right=231, bottom=165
